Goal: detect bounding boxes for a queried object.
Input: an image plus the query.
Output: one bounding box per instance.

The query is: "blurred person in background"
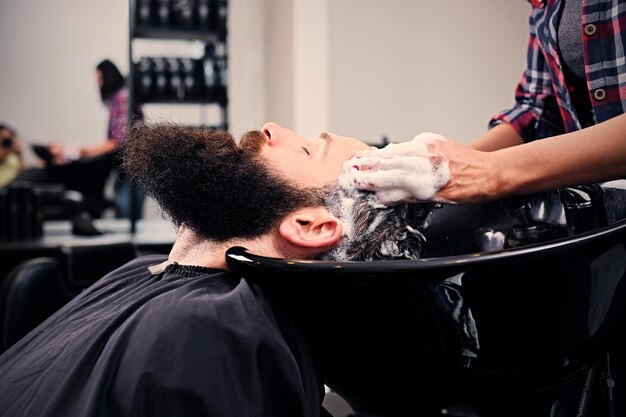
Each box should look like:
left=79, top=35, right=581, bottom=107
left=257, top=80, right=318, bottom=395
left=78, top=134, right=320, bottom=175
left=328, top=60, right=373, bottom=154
left=0, top=124, right=24, bottom=187
left=14, top=59, right=146, bottom=218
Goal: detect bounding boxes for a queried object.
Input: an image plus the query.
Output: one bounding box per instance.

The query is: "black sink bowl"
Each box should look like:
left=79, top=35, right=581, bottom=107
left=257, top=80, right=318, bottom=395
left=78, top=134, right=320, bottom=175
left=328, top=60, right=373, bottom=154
left=226, top=184, right=626, bottom=417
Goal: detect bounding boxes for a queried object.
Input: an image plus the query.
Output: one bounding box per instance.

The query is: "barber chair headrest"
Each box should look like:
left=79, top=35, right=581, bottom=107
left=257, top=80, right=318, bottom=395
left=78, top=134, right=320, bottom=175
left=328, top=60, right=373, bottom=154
left=59, top=241, right=137, bottom=290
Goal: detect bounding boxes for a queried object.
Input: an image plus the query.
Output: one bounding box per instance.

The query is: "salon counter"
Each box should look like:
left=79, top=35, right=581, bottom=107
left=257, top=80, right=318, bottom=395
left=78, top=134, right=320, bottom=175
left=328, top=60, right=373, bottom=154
left=0, top=219, right=177, bottom=282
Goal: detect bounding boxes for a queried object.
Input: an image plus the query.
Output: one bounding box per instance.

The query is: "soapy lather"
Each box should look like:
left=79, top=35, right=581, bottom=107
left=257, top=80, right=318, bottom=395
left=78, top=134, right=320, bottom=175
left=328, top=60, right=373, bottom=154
left=345, top=132, right=451, bottom=205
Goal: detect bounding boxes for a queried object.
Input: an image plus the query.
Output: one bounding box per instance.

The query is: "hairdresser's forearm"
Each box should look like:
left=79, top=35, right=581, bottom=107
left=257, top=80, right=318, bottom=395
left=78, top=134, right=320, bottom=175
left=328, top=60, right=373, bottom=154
left=495, top=113, right=626, bottom=196
left=470, top=123, right=524, bottom=151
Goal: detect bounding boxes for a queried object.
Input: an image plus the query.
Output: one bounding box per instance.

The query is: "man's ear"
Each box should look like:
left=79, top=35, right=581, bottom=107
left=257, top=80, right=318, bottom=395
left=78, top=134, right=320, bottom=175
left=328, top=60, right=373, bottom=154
left=278, top=207, right=344, bottom=249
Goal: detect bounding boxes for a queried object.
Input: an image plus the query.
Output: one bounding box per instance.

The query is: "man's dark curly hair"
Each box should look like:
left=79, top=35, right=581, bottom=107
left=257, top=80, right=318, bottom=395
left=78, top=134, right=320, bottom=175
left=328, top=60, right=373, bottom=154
left=121, top=123, right=326, bottom=241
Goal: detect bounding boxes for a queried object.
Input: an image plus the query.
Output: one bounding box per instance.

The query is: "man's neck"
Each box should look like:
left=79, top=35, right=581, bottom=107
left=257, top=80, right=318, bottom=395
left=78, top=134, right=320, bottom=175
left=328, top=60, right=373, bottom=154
left=168, top=225, right=230, bottom=269
left=167, top=225, right=286, bottom=270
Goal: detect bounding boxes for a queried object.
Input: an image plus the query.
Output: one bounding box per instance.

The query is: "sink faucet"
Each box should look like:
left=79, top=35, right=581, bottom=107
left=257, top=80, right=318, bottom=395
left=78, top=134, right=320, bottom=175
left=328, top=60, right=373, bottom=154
left=502, top=195, right=554, bottom=247
left=558, top=183, right=608, bottom=235
left=502, top=195, right=534, bottom=227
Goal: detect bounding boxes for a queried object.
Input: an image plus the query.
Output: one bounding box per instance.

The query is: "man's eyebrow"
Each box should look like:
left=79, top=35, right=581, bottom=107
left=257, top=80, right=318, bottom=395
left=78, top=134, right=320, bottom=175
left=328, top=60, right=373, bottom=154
left=319, top=132, right=332, bottom=158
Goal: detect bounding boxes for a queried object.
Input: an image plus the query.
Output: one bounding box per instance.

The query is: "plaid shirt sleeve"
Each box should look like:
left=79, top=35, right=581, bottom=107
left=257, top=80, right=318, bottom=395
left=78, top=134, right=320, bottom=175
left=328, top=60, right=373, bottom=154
left=107, top=88, right=130, bottom=145
left=489, top=7, right=565, bottom=142
left=490, top=0, right=626, bottom=142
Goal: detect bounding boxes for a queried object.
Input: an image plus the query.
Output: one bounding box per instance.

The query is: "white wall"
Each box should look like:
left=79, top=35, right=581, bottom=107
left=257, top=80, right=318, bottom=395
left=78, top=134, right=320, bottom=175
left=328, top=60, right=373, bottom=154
left=228, top=0, right=267, bottom=135
left=326, top=0, right=530, bottom=144
left=0, top=0, right=268, bottom=159
left=0, top=0, right=530, bottom=155
left=263, top=0, right=294, bottom=128
left=0, top=0, right=129, bottom=163
left=292, top=0, right=329, bottom=136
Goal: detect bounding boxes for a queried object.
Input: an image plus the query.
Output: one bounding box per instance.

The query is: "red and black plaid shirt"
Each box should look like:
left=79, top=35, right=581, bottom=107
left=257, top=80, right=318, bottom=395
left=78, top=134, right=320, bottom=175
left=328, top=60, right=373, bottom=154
left=490, top=0, right=626, bottom=141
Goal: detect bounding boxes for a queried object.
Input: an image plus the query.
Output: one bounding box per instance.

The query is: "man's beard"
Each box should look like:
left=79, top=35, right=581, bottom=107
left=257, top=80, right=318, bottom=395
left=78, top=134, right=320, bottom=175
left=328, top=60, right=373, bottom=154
left=321, top=184, right=432, bottom=262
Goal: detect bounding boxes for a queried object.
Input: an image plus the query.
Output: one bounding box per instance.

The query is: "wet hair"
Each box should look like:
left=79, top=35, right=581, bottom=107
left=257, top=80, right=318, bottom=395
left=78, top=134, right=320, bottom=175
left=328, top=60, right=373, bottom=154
left=322, top=187, right=432, bottom=261
left=96, top=59, right=125, bottom=102
left=121, top=123, right=327, bottom=241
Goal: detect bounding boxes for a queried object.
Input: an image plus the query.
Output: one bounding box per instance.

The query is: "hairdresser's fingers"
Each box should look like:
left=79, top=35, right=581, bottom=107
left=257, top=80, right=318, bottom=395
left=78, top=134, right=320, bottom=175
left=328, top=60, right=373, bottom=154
left=353, top=158, right=450, bottom=204
left=370, top=132, right=445, bottom=156
left=413, top=131, right=447, bottom=142
left=351, top=159, right=380, bottom=172
left=380, top=171, right=448, bottom=203
left=364, top=145, right=433, bottom=159
left=352, top=169, right=403, bottom=191
left=375, top=189, right=454, bottom=206
left=351, top=154, right=402, bottom=172
left=428, top=153, right=445, bottom=170
left=352, top=166, right=433, bottom=193
left=352, top=152, right=436, bottom=173
left=374, top=189, right=416, bottom=206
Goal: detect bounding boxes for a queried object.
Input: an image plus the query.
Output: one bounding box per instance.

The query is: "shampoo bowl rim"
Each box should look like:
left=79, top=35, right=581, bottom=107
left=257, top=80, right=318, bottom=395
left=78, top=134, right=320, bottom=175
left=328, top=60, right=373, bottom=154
left=226, top=219, right=626, bottom=277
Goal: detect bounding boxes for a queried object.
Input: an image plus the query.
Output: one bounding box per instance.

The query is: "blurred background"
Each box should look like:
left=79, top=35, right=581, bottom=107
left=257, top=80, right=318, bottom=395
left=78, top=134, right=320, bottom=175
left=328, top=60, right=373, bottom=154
left=0, top=0, right=529, bottom=219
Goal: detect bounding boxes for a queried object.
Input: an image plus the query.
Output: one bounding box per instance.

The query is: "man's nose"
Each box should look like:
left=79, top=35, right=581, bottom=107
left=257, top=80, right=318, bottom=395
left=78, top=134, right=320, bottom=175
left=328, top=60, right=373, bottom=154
left=262, top=122, right=284, bottom=144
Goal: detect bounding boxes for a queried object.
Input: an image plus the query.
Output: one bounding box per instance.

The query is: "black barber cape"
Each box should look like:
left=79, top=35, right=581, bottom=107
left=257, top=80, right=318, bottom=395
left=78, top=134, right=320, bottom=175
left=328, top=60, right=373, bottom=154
left=0, top=255, right=322, bottom=417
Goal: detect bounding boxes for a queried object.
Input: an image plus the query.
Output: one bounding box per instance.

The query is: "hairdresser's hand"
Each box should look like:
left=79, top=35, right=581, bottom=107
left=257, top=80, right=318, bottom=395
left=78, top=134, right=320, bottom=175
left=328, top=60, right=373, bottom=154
left=350, top=133, right=501, bottom=205
left=349, top=132, right=450, bottom=204
left=434, top=139, right=503, bottom=203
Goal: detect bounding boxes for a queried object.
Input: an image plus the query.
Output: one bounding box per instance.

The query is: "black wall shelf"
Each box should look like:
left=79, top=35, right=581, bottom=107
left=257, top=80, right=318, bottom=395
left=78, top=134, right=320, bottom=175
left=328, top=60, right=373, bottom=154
left=133, top=27, right=225, bottom=42
left=128, top=0, right=229, bottom=124
left=127, top=0, right=229, bottom=232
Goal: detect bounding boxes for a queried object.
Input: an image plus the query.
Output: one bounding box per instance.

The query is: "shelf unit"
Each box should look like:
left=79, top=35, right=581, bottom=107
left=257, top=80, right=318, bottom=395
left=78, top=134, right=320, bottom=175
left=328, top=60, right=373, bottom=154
left=127, top=0, right=229, bottom=231
left=129, top=0, right=228, bottom=127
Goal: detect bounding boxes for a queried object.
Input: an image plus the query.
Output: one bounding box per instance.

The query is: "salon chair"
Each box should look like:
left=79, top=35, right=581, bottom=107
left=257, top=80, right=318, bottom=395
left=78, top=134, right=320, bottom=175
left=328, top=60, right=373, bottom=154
left=0, top=258, right=65, bottom=352
left=0, top=241, right=137, bottom=353
left=46, top=153, right=117, bottom=219
left=226, top=183, right=626, bottom=417
left=13, top=152, right=117, bottom=219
